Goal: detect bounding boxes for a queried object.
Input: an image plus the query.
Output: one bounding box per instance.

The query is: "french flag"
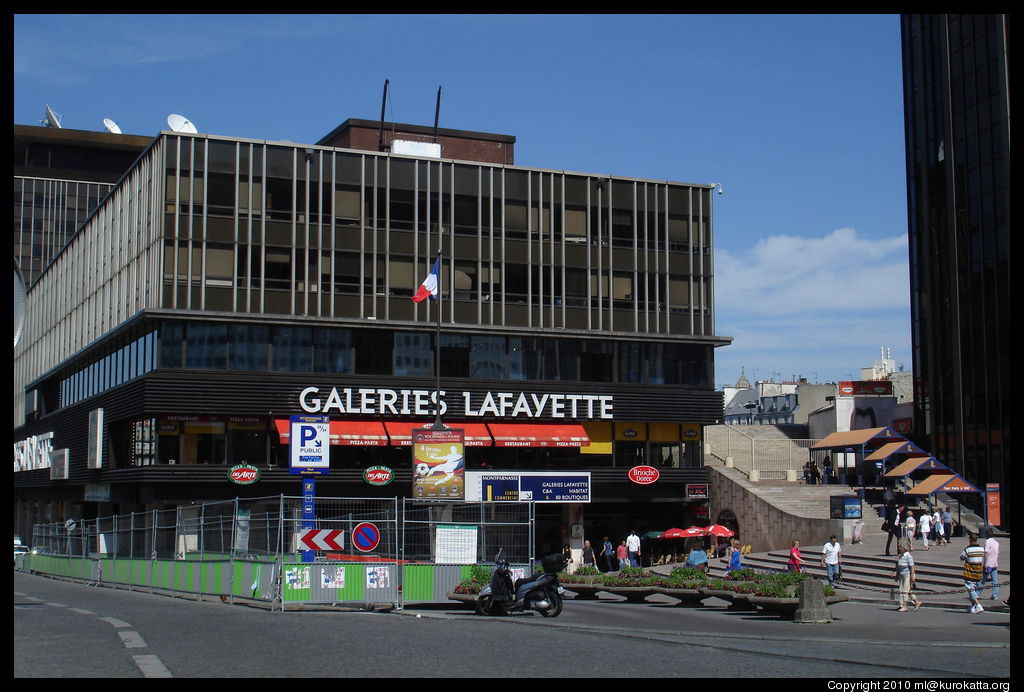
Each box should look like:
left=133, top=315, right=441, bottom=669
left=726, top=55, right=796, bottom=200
left=412, top=258, right=440, bottom=303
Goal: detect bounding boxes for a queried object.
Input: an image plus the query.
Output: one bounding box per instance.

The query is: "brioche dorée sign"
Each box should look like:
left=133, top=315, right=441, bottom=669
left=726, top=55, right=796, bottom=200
left=627, top=465, right=660, bottom=485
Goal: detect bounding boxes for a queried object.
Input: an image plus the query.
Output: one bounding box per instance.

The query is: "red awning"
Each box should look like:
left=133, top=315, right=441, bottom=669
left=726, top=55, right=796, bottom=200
left=274, top=420, right=389, bottom=446
left=486, top=423, right=590, bottom=448
left=383, top=421, right=493, bottom=446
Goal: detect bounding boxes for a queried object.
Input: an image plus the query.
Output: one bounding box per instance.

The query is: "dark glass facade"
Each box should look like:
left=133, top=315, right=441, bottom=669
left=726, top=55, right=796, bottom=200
left=901, top=14, right=1010, bottom=525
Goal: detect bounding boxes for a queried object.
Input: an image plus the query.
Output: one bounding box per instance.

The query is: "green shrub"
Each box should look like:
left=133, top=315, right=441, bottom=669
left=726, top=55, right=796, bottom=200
left=574, top=566, right=601, bottom=576
left=670, top=567, right=709, bottom=582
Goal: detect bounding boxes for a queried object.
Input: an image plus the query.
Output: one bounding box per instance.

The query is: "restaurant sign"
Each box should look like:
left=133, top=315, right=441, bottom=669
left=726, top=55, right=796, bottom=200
left=228, top=464, right=261, bottom=485
left=627, top=465, right=660, bottom=485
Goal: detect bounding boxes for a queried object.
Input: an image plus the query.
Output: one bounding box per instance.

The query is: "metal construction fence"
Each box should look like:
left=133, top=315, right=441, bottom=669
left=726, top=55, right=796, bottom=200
left=26, top=495, right=534, bottom=610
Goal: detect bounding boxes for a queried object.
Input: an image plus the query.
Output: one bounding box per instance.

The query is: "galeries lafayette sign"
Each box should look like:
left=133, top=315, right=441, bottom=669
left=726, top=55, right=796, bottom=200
left=228, top=464, right=261, bottom=485
left=627, top=465, right=660, bottom=485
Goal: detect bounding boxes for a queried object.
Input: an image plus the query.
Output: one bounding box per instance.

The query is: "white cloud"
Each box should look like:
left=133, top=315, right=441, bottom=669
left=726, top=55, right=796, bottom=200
left=714, top=227, right=911, bottom=386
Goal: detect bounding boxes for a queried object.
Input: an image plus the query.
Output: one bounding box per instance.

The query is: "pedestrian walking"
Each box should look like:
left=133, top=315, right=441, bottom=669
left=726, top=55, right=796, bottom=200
left=600, top=536, right=614, bottom=572
left=960, top=533, right=986, bottom=614
left=904, top=509, right=917, bottom=541
left=932, top=510, right=946, bottom=546
left=894, top=538, right=921, bottom=612
left=884, top=503, right=901, bottom=556
left=626, top=530, right=641, bottom=568
left=787, top=540, right=806, bottom=572
left=941, top=508, right=954, bottom=542
left=822, top=456, right=833, bottom=485
left=919, top=511, right=931, bottom=551
left=821, top=535, right=842, bottom=587
left=581, top=539, right=596, bottom=569
left=982, top=527, right=1000, bottom=602
left=616, top=540, right=629, bottom=571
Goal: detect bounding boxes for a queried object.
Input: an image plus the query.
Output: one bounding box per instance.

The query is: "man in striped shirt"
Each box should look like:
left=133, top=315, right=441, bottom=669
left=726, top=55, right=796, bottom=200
left=960, top=533, right=986, bottom=614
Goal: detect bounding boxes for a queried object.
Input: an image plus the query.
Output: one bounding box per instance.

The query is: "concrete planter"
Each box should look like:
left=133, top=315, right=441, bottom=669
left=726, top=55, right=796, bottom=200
left=652, top=586, right=707, bottom=606
left=602, top=586, right=655, bottom=603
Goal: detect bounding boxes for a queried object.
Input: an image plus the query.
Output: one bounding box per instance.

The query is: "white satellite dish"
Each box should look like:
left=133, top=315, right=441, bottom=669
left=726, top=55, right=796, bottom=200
left=103, top=118, right=122, bottom=134
left=166, top=113, right=198, bottom=134
left=43, top=104, right=63, bottom=128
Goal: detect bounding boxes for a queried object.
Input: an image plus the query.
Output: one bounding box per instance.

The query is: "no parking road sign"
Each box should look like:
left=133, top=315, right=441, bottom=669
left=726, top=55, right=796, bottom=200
left=352, top=522, right=381, bottom=552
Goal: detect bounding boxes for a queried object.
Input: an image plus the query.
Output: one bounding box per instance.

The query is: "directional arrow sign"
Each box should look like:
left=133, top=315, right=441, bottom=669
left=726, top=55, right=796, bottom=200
left=299, top=529, right=345, bottom=552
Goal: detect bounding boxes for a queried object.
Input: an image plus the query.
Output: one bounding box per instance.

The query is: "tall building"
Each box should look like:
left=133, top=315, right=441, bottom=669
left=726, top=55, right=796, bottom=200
left=900, top=14, right=1010, bottom=526
left=13, top=118, right=731, bottom=545
left=14, top=125, right=153, bottom=285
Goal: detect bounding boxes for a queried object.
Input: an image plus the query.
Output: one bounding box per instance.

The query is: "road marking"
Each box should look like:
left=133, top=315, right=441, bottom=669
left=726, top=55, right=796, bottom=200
left=69, top=608, right=96, bottom=615
left=99, top=616, right=132, bottom=628
left=133, top=654, right=173, bottom=678
left=118, top=631, right=148, bottom=648
left=45, top=602, right=67, bottom=607
left=22, top=596, right=42, bottom=602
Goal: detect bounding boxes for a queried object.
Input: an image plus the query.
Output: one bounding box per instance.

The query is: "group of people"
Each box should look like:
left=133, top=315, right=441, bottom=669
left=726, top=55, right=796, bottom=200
left=785, top=536, right=843, bottom=587
left=895, top=526, right=1002, bottom=614
left=884, top=503, right=954, bottom=555
left=803, top=456, right=834, bottom=485
left=573, top=532, right=644, bottom=572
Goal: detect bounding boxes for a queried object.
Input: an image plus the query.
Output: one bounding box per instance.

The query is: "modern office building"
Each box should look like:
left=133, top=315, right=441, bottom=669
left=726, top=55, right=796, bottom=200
left=900, top=14, right=1010, bottom=526
left=13, top=118, right=731, bottom=548
left=14, top=124, right=153, bottom=285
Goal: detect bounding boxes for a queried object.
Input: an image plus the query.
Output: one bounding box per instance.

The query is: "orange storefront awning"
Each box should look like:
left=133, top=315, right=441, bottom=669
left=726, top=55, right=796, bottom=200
left=275, top=420, right=389, bottom=446
left=383, top=421, right=493, bottom=446
left=487, top=423, right=590, bottom=447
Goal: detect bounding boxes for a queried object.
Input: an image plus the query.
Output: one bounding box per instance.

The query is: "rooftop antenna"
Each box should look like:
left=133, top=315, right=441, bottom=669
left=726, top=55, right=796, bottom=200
left=166, top=113, right=198, bottom=134
left=433, top=85, right=442, bottom=142
left=43, top=104, right=63, bottom=128
left=378, top=79, right=390, bottom=152
left=102, top=118, right=122, bottom=134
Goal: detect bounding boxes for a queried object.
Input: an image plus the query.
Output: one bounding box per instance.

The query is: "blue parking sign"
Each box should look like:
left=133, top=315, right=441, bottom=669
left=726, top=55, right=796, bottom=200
left=289, top=415, right=330, bottom=475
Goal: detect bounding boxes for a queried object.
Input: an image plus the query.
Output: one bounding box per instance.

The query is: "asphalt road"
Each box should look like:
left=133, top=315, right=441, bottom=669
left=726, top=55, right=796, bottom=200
left=14, top=572, right=1011, bottom=678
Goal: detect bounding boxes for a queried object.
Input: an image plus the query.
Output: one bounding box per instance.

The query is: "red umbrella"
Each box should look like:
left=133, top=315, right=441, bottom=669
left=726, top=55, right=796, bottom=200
left=661, top=527, right=705, bottom=539
left=701, top=524, right=735, bottom=537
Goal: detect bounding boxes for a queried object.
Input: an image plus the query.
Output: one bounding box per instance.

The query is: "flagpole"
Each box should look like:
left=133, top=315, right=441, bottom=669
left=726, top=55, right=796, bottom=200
left=432, top=232, right=444, bottom=430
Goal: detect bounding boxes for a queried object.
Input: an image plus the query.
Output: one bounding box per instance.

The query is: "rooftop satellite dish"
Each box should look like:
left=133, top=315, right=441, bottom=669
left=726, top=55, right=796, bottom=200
left=166, top=113, right=198, bottom=134
left=103, top=118, right=122, bottom=134
left=43, top=104, right=63, bottom=128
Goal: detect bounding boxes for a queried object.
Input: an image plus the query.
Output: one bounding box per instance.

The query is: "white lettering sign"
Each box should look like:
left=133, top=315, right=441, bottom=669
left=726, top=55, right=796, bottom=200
left=299, top=387, right=613, bottom=420
left=14, top=432, right=55, bottom=472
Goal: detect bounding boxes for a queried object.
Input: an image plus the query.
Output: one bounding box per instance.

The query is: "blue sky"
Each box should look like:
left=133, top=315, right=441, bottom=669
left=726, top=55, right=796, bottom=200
left=14, top=14, right=912, bottom=389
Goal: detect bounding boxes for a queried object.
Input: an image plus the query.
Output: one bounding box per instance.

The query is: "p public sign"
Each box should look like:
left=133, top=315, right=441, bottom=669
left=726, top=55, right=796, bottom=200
left=352, top=522, right=381, bottom=552
left=289, top=415, right=330, bottom=475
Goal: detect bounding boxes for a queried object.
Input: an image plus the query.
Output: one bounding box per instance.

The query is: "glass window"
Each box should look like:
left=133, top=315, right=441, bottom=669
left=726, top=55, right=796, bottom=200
left=355, top=330, right=393, bottom=375
left=509, top=337, right=541, bottom=380
left=314, top=328, right=353, bottom=374
left=186, top=322, right=228, bottom=369
left=618, top=342, right=643, bottom=383
left=272, top=326, right=312, bottom=372
left=393, top=332, right=432, bottom=376
left=470, top=336, right=505, bottom=379
left=440, top=334, right=470, bottom=378
left=229, top=324, right=270, bottom=371
left=159, top=322, right=185, bottom=368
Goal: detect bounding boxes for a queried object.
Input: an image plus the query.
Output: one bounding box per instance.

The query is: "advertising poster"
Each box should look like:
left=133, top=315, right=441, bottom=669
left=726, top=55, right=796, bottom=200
left=366, top=566, right=391, bottom=589
left=412, top=427, right=465, bottom=499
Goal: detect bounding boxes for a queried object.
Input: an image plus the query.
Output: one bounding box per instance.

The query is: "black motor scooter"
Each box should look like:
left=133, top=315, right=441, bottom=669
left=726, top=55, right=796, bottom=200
left=475, top=549, right=567, bottom=617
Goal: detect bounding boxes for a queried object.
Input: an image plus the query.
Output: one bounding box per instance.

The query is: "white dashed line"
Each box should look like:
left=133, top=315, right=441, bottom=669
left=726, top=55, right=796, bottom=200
left=99, top=616, right=133, bottom=628
left=69, top=608, right=96, bottom=615
left=118, top=630, right=148, bottom=648
left=45, top=602, right=67, bottom=607
left=133, top=654, right=173, bottom=678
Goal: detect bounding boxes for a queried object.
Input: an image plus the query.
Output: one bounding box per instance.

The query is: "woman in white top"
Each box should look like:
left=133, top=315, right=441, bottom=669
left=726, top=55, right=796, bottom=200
left=919, top=511, right=931, bottom=550
left=904, top=512, right=917, bottom=541
left=933, top=510, right=946, bottom=546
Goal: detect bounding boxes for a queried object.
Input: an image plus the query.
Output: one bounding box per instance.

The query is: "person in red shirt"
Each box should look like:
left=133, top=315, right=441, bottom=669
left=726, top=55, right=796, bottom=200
left=788, top=539, right=806, bottom=572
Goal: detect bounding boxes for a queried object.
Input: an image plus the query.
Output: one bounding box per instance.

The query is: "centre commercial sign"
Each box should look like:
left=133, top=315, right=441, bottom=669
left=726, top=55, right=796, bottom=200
left=298, top=386, right=614, bottom=420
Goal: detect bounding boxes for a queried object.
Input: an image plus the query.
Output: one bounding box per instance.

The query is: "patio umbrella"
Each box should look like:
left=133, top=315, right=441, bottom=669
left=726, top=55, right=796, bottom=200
left=702, top=524, right=735, bottom=537
left=662, top=527, right=707, bottom=538
left=642, top=530, right=664, bottom=539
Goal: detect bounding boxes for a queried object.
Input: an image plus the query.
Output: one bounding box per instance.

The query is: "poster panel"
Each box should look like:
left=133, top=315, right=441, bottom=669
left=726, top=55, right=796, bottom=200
left=412, top=427, right=465, bottom=499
